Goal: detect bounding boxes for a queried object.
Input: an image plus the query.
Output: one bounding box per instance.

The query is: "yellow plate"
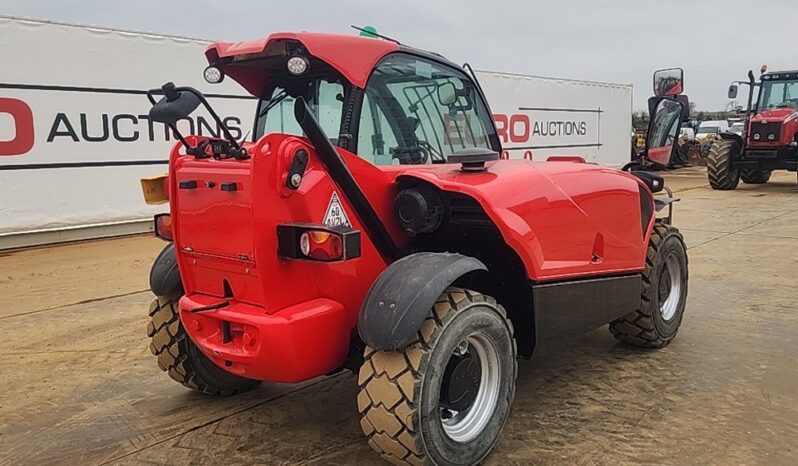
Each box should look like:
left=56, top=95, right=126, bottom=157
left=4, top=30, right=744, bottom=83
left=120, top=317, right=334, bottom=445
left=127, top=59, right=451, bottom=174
left=140, top=174, right=168, bottom=205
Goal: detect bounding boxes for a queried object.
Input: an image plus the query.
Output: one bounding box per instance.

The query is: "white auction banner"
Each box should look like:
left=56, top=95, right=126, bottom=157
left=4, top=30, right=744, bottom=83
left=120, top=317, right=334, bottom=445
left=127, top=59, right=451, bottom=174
left=478, top=71, right=632, bottom=165
left=0, top=17, right=254, bottom=245
left=0, top=16, right=631, bottom=246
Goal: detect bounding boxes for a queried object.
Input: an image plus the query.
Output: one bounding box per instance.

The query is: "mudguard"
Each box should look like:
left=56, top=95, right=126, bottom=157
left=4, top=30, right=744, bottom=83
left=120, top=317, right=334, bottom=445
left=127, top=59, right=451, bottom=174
left=149, top=243, right=183, bottom=299
left=719, top=132, right=744, bottom=148
left=358, top=252, right=487, bottom=351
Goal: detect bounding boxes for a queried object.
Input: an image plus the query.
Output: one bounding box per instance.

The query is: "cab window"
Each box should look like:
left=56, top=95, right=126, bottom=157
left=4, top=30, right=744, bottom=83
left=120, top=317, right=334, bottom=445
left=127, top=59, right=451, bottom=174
left=357, top=54, right=496, bottom=165
left=256, top=78, right=344, bottom=142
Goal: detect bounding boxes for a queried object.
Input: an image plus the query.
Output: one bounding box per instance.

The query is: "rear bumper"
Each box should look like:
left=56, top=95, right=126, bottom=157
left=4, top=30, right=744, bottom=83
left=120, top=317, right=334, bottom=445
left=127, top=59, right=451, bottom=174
left=179, top=294, right=351, bottom=383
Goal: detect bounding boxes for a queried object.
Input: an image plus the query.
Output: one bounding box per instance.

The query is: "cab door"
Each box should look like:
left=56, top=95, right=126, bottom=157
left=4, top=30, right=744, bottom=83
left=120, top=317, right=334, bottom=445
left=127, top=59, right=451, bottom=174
left=351, top=53, right=502, bottom=168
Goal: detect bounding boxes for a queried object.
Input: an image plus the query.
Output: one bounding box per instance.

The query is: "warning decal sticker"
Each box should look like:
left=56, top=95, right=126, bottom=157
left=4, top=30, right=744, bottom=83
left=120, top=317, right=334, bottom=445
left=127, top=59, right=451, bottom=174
left=323, top=191, right=351, bottom=227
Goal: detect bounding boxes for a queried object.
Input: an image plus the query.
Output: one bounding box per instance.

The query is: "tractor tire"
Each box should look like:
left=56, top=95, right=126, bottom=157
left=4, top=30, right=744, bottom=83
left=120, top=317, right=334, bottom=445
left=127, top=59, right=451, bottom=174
left=707, top=140, right=740, bottom=190
left=358, top=288, right=517, bottom=466
left=740, top=168, right=772, bottom=184
left=610, top=223, right=688, bottom=348
left=147, top=296, right=260, bottom=396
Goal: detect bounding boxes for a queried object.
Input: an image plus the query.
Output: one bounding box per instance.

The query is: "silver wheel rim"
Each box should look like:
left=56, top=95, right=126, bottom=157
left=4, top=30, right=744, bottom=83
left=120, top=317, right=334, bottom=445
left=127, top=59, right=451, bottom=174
left=659, top=252, right=683, bottom=321
left=440, top=332, right=501, bottom=443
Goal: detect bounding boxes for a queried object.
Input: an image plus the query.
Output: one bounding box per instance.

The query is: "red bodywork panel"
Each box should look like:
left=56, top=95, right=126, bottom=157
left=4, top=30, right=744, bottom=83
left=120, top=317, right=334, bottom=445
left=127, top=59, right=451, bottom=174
left=748, top=108, right=798, bottom=147
left=167, top=134, right=652, bottom=382
left=386, top=161, right=650, bottom=281
left=205, top=33, right=399, bottom=94
left=168, top=135, right=397, bottom=382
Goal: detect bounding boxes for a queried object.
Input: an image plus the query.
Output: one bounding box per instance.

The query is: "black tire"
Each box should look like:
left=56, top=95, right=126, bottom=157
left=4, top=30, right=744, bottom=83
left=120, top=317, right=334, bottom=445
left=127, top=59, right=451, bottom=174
left=147, top=296, right=260, bottom=396
left=707, top=140, right=740, bottom=190
left=740, top=168, right=772, bottom=184
left=358, top=288, right=517, bottom=466
left=610, top=223, right=688, bottom=348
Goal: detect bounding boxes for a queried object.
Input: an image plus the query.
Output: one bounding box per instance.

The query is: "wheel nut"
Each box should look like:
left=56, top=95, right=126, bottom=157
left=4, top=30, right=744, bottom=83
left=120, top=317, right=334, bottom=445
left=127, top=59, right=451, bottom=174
left=243, top=332, right=256, bottom=347
left=191, top=319, right=203, bottom=331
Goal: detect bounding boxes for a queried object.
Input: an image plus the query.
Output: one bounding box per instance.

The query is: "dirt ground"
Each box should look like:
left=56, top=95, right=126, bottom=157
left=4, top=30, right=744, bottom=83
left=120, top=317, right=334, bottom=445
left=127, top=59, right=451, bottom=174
left=1, top=167, right=796, bottom=466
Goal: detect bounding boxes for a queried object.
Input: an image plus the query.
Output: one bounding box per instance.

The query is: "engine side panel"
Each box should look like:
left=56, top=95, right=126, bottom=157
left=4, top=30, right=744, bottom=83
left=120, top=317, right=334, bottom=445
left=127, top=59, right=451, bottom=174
left=393, top=160, right=648, bottom=281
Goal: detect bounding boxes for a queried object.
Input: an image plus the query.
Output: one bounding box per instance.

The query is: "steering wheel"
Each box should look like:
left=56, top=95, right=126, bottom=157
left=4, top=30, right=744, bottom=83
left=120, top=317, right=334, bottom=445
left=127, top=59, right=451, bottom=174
left=392, top=144, right=430, bottom=165
left=417, top=140, right=446, bottom=163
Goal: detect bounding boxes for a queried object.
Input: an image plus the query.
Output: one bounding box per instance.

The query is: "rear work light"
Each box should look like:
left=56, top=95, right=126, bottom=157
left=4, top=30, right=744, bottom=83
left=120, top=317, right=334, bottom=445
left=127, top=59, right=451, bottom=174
left=154, top=213, right=173, bottom=241
left=277, top=224, right=361, bottom=262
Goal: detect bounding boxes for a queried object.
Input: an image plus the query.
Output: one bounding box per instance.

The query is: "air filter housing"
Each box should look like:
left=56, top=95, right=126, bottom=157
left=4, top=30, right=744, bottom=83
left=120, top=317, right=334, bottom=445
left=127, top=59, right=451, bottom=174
left=393, top=186, right=444, bottom=236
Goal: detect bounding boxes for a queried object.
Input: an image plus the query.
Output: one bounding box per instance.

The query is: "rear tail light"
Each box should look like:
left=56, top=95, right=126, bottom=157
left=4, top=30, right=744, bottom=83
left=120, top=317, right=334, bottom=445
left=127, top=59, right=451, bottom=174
left=154, top=213, right=173, bottom=241
left=277, top=224, right=361, bottom=262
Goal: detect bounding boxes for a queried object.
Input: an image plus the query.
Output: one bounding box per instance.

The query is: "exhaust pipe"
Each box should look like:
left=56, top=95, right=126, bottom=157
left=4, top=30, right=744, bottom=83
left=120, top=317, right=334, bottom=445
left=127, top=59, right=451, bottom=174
left=293, top=97, right=401, bottom=262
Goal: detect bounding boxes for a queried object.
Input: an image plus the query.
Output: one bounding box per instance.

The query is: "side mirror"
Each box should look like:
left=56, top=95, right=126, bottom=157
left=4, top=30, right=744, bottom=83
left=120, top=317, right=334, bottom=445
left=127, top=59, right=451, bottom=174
left=149, top=82, right=201, bottom=125
left=728, top=84, right=739, bottom=99
left=644, top=97, right=685, bottom=166
left=653, top=68, right=684, bottom=97
left=437, top=82, right=457, bottom=106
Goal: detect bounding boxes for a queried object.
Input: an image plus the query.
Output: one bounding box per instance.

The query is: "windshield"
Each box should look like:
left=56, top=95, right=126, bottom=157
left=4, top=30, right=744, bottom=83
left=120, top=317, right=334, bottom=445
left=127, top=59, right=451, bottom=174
left=697, top=126, right=719, bottom=134
left=757, top=79, right=798, bottom=110
left=357, top=54, right=495, bottom=165
left=730, top=123, right=744, bottom=132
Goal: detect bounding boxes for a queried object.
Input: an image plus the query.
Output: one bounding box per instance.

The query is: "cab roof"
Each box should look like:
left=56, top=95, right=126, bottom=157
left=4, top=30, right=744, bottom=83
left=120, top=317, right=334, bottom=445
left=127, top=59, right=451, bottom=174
left=205, top=32, right=400, bottom=95
left=762, top=70, right=798, bottom=81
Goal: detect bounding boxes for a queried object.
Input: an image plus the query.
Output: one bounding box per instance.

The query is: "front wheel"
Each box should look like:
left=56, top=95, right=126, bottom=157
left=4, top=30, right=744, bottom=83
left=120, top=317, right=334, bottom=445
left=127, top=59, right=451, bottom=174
left=358, top=288, right=517, bottom=466
left=610, top=224, right=688, bottom=348
left=707, top=140, right=740, bottom=190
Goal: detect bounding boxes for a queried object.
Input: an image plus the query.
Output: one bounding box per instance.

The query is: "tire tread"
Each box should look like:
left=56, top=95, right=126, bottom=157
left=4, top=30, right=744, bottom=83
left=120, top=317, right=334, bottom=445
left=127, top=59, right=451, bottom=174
left=147, top=296, right=258, bottom=396
left=707, top=140, right=740, bottom=190
left=609, top=224, right=687, bottom=348
left=358, top=287, right=516, bottom=466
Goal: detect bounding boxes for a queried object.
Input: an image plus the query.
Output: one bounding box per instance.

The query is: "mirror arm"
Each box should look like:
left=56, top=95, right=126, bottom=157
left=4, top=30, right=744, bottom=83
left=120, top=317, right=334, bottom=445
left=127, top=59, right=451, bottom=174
left=146, top=86, right=247, bottom=159
left=179, top=87, right=244, bottom=154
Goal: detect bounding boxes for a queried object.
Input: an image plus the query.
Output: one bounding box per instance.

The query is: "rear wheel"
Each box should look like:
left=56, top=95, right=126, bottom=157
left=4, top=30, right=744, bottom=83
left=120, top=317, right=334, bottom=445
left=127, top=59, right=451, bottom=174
left=357, top=288, right=517, bottom=466
left=707, top=140, right=740, bottom=190
left=610, top=223, right=688, bottom=348
left=740, top=168, right=772, bottom=184
left=147, top=296, right=260, bottom=396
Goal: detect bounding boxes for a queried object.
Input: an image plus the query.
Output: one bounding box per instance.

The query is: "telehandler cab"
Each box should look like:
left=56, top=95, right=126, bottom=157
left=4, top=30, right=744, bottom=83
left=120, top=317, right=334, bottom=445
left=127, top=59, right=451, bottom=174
left=140, top=32, right=690, bottom=465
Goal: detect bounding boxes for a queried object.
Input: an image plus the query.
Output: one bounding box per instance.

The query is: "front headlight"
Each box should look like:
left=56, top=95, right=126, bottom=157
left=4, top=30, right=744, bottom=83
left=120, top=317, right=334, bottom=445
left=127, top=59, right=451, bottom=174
left=753, top=133, right=761, bottom=140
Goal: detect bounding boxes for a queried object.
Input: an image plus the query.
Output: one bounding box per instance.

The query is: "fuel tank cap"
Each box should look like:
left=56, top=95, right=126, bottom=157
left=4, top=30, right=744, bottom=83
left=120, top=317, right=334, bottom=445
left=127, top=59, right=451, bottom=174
left=447, top=148, right=500, bottom=172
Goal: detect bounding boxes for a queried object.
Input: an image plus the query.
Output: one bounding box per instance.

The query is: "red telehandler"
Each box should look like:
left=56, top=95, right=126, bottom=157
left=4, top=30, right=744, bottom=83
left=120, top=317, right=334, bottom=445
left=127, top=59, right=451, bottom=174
left=140, top=32, right=690, bottom=465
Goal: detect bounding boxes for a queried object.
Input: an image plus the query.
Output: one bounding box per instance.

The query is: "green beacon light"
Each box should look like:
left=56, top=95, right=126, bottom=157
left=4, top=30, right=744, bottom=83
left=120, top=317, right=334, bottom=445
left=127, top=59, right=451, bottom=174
left=359, top=25, right=378, bottom=38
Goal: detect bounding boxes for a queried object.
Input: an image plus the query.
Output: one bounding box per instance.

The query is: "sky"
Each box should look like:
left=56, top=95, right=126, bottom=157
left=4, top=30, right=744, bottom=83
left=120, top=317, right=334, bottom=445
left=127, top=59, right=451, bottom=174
left=4, top=0, right=797, bottom=110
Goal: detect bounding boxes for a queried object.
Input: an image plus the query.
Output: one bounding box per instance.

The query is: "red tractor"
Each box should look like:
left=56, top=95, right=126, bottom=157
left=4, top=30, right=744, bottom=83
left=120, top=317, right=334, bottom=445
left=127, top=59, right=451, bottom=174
left=708, top=67, right=798, bottom=189
left=141, top=32, right=690, bottom=465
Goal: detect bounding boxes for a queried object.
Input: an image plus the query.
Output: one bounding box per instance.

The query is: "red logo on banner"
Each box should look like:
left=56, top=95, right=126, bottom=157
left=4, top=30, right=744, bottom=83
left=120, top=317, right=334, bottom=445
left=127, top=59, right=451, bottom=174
left=0, top=98, right=35, bottom=156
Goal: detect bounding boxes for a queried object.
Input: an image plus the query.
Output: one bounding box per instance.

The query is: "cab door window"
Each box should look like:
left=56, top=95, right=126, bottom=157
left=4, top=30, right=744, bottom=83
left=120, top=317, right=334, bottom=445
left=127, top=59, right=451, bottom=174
left=357, top=54, right=497, bottom=165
